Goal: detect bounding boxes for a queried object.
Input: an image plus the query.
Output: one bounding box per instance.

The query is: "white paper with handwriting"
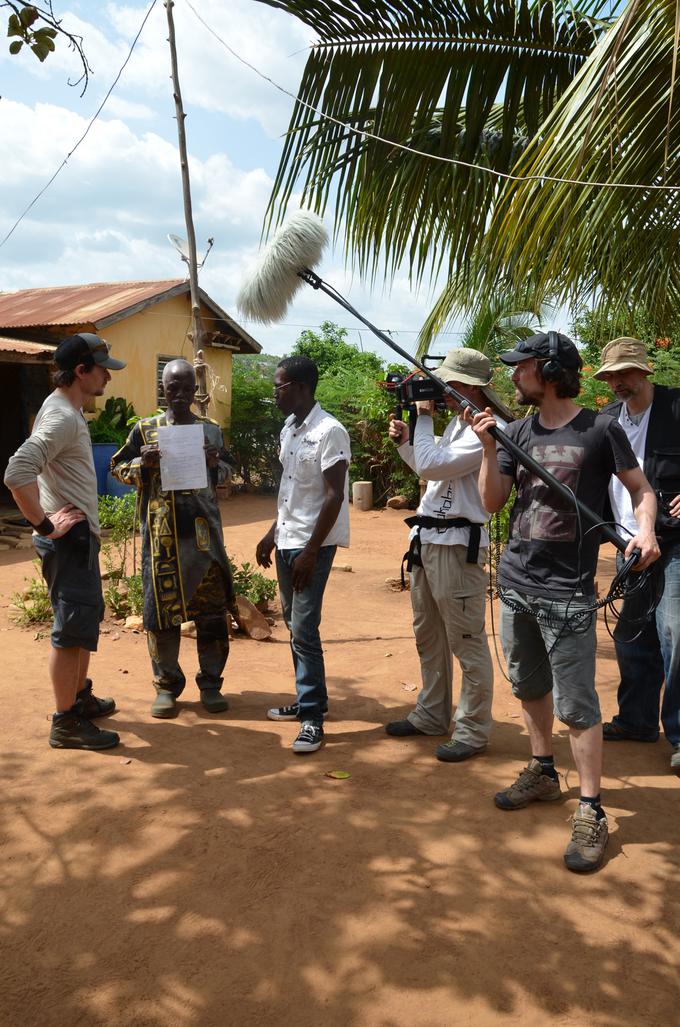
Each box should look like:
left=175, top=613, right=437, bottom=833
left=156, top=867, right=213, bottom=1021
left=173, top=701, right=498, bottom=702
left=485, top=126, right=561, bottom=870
left=157, top=424, right=207, bottom=491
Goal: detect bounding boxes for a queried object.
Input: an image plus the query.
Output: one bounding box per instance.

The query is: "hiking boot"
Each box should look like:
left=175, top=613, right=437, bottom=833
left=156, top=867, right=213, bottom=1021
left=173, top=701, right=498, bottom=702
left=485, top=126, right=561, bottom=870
left=267, top=702, right=300, bottom=721
left=49, top=706, right=119, bottom=751
left=494, top=759, right=562, bottom=810
left=564, top=803, right=609, bottom=873
left=292, top=721, right=324, bottom=753
left=671, top=747, right=680, bottom=775
left=151, top=690, right=178, bottom=719
left=603, top=721, right=658, bottom=743
left=385, top=720, right=426, bottom=737
left=200, top=690, right=229, bottom=713
left=436, top=740, right=486, bottom=763
left=77, top=679, right=116, bottom=718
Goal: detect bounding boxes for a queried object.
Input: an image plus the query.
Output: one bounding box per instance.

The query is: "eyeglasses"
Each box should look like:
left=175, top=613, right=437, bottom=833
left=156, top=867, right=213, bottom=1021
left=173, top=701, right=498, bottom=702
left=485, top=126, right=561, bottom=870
left=273, top=381, right=295, bottom=395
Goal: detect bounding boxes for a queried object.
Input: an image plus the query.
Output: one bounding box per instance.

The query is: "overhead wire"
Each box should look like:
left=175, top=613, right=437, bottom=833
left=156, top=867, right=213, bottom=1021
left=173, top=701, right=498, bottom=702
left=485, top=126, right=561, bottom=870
left=0, top=0, right=159, bottom=251
left=185, top=0, right=680, bottom=194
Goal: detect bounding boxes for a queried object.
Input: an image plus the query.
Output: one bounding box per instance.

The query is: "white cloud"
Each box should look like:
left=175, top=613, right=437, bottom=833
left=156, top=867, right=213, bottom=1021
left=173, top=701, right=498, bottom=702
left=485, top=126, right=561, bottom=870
left=15, top=2, right=313, bottom=138
left=0, top=4, right=461, bottom=362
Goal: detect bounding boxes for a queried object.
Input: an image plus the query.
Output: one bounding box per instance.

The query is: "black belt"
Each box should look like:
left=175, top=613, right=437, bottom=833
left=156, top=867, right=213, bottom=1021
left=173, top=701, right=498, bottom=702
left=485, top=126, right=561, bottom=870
left=400, top=515, right=483, bottom=588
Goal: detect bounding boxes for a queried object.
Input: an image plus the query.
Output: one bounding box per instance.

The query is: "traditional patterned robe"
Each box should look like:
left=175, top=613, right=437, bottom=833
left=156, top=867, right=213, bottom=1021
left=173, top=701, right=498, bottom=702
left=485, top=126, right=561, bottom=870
left=111, top=414, right=234, bottom=631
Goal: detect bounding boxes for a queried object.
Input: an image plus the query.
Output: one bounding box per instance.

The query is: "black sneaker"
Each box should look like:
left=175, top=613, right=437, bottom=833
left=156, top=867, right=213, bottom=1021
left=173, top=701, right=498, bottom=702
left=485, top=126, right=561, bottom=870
left=292, top=721, right=324, bottom=753
left=77, top=679, right=116, bottom=718
left=267, top=702, right=300, bottom=721
left=49, top=706, right=119, bottom=751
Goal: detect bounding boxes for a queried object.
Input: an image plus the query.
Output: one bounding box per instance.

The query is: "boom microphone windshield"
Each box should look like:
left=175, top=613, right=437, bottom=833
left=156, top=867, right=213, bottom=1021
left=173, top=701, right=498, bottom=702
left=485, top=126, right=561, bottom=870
left=237, top=210, right=329, bottom=324
left=236, top=208, right=652, bottom=589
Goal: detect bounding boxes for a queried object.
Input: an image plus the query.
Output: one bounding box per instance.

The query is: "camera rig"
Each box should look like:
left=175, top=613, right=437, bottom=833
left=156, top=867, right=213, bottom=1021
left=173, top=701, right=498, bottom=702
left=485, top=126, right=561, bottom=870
left=381, top=358, right=447, bottom=444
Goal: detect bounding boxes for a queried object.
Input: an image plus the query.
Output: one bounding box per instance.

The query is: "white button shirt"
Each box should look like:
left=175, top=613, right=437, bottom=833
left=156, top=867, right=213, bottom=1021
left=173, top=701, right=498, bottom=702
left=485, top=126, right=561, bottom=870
left=276, top=402, right=351, bottom=550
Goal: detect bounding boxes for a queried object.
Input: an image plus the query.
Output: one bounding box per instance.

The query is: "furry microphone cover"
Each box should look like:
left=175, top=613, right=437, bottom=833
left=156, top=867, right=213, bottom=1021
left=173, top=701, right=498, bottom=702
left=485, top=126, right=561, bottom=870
left=236, top=210, right=329, bottom=324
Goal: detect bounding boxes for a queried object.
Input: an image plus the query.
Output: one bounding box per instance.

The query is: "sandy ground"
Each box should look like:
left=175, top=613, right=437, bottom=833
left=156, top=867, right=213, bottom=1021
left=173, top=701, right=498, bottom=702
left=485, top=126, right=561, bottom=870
left=1, top=494, right=678, bottom=1027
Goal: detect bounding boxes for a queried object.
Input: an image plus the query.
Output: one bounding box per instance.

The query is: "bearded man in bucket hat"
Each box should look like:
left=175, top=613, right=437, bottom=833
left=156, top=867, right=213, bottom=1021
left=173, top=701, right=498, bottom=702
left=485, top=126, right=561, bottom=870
left=595, top=337, right=680, bottom=773
left=385, top=347, right=513, bottom=762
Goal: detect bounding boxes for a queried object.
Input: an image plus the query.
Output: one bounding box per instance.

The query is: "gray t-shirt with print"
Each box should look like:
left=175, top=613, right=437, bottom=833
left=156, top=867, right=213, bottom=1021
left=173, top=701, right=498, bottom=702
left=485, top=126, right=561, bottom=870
left=496, top=409, right=637, bottom=598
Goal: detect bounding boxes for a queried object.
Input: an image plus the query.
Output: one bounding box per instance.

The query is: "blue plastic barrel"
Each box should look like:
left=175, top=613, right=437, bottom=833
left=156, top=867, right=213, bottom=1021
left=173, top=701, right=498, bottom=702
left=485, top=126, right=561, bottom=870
left=91, top=443, right=118, bottom=495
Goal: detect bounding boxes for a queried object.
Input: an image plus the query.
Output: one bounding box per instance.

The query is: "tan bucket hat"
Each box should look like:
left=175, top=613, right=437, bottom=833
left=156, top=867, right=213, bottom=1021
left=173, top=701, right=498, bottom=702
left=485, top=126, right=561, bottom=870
left=431, top=347, right=514, bottom=421
left=593, top=337, right=652, bottom=379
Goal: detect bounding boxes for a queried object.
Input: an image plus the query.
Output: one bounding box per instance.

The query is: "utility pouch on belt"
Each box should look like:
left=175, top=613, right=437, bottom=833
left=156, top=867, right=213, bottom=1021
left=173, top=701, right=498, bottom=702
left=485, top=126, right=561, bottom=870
left=400, top=516, right=483, bottom=588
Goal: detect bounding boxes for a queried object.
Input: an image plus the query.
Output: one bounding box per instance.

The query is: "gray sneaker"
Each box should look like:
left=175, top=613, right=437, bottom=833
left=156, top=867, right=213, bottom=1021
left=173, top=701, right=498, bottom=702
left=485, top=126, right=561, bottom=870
left=671, top=746, right=680, bottom=775
left=494, top=759, right=562, bottom=810
left=564, top=803, right=609, bottom=873
left=436, top=740, right=486, bottom=763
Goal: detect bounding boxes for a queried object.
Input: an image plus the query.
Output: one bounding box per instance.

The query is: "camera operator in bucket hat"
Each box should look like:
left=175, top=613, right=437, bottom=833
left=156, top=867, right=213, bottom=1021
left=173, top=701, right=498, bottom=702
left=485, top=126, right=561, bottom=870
left=385, top=348, right=512, bottom=762
left=595, top=337, right=680, bottom=772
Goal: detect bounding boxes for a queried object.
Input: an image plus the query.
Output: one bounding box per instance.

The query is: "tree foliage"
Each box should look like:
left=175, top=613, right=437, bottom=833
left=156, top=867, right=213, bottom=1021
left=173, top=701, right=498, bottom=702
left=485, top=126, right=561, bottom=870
left=256, top=0, right=680, bottom=340
left=227, top=353, right=284, bottom=491
left=3, top=1, right=90, bottom=92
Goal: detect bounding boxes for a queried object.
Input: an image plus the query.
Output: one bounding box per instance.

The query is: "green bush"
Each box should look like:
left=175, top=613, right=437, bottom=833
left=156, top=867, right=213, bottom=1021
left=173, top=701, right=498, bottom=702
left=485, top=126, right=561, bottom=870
left=88, top=397, right=136, bottom=446
left=10, top=561, right=52, bottom=626
left=105, top=573, right=143, bottom=619
left=98, top=493, right=137, bottom=581
left=229, top=558, right=277, bottom=607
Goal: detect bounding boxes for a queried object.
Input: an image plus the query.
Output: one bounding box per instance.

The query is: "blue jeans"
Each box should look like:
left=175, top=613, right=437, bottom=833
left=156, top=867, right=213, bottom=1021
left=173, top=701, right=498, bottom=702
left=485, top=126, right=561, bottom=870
left=612, top=544, right=680, bottom=747
left=276, top=546, right=337, bottom=724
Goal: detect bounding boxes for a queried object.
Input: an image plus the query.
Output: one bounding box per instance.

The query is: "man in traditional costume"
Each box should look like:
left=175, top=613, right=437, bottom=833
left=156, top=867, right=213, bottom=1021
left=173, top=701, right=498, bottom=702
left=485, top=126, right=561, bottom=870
left=111, top=359, right=234, bottom=718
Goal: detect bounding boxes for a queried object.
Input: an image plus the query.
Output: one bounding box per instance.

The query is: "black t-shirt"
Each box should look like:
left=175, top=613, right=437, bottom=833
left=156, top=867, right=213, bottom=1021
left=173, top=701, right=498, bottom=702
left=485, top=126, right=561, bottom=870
left=497, top=409, right=638, bottom=597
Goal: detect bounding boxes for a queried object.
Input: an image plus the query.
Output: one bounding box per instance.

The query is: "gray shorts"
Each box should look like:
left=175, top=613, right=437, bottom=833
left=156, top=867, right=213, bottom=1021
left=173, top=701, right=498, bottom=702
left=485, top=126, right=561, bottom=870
left=499, top=588, right=600, bottom=729
left=34, top=521, right=104, bottom=651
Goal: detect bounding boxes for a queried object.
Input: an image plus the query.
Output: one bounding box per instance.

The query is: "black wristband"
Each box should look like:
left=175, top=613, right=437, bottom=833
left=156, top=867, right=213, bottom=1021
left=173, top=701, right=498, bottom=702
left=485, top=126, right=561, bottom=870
left=32, top=516, right=55, bottom=536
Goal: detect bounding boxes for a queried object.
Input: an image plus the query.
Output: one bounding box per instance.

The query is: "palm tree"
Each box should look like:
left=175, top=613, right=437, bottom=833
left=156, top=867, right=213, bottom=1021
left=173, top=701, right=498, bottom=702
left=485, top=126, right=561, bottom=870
left=255, top=0, right=614, bottom=344
left=256, top=1, right=680, bottom=341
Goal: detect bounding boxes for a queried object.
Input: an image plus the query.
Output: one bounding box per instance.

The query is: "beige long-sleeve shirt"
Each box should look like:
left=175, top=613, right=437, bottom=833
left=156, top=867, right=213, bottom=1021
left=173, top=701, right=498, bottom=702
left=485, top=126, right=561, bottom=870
left=4, top=391, right=100, bottom=535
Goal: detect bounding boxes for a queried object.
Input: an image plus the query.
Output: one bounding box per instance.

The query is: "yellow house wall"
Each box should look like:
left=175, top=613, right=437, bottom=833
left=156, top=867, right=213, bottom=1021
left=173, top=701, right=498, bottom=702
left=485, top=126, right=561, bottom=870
left=95, top=295, right=233, bottom=430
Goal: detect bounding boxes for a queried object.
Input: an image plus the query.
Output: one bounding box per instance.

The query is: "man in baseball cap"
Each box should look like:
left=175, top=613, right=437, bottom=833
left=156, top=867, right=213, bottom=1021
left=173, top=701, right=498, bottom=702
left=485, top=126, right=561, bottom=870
left=499, top=331, right=583, bottom=370
left=4, top=331, right=126, bottom=752
left=54, top=331, right=126, bottom=371
left=595, top=337, right=680, bottom=773
left=463, top=329, right=659, bottom=872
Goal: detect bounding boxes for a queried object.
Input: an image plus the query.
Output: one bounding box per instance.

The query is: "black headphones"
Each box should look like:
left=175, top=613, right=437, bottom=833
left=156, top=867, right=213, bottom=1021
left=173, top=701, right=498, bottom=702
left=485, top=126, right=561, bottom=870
left=540, top=331, right=564, bottom=382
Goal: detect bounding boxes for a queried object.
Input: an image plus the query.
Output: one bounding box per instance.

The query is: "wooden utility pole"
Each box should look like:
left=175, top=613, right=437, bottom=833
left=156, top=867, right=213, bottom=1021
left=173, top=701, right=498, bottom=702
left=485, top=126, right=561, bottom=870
left=165, top=0, right=209, bottom=417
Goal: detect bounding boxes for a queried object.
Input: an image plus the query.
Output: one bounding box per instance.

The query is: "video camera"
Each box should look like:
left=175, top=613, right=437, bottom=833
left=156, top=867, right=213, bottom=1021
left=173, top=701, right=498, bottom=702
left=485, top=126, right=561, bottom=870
left=381, top=357, right=447, bottom=444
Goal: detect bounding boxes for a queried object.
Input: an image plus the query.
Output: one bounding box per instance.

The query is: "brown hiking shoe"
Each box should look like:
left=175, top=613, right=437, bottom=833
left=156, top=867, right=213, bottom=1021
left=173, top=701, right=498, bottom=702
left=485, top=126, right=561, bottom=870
left=494, top=759, right=562, bottom=810
left=564, top=803, right=609, bottom=873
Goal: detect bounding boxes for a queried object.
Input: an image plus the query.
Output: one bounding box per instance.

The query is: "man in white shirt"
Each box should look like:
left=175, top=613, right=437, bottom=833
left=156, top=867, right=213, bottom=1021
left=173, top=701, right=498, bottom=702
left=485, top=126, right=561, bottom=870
left=256, top=356, right=350, bottom=753
left=595, top=337, right=680, bottom=773
left=386, top=348, right=512, bottom=762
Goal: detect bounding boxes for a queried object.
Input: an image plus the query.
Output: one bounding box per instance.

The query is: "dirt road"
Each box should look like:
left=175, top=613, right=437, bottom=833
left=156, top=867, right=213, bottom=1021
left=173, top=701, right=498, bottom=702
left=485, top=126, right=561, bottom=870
left=1, top=495, right=677, bottom=1026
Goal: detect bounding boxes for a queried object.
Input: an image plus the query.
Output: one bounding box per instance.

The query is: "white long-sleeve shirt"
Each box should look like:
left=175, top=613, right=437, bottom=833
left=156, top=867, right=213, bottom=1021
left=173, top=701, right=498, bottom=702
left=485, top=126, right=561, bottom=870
left=398, top=413, right=501, bottom=548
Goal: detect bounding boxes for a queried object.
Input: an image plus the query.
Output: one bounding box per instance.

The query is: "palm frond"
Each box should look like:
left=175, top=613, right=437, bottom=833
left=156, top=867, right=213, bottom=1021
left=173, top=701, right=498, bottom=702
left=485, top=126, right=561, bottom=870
left=256, top=0, right=612, bottom=284
left=479, top=0, right=680, bottom=325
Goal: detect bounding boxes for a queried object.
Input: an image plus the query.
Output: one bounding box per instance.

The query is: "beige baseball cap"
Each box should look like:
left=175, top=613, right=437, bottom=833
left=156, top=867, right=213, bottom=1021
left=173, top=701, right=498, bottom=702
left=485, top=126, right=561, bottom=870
left=593, top=337, right=652, bottom=379
left=431, top=347, right=514, bottom=421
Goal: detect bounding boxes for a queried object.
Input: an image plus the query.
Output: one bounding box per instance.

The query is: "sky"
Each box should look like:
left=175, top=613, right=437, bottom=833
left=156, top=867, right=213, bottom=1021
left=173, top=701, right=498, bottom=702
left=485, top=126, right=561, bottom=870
left=0, top=1, right=565, bottom=364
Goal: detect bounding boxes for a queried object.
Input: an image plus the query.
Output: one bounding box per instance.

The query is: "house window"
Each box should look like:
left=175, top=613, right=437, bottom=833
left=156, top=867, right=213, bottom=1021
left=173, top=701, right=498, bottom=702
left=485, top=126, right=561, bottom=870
left=157, top=355, right=181, bottom=409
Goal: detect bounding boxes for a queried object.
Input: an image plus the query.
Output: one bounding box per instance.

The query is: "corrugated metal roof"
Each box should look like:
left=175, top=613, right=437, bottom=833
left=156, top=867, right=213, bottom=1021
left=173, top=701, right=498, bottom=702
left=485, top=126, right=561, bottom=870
left=0, top=335, right=54, bottom=358
left=0, top=279, right=261, bottom=354
left=0, top=280, right=185, bottom=328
